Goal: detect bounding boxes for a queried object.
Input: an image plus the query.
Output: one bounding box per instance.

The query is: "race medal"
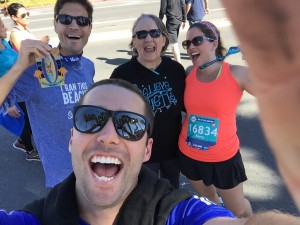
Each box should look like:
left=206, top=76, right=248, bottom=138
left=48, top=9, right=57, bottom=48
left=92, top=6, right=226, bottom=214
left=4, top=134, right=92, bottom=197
left=186, top=114, right=220, bottom=151
left=34, top=47, right=67, bottom=88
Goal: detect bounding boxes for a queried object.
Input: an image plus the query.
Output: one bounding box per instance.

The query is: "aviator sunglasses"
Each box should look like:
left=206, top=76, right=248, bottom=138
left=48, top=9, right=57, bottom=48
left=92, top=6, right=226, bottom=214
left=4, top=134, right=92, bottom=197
left=182, top=36, right=215, bottom=49
left=56, top=14, right=91, bottom=27
left=133, top=29, right=162, bottom=39
left=17, top=12, right=30, bottom=19
left=73, top=105, right=150, bottom=141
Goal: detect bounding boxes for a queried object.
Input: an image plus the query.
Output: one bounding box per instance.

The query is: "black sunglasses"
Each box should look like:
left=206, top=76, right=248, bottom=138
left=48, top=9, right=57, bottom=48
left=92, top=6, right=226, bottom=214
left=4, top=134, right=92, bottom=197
left=182, top=36, right=215, bottom=49
left=73, top=105, right=150, bottom=141
left=18, top=12, right=30, bottom=19
left=56, top=14, right=91, bottom=27
left=133, top=29, right=162, bottom=39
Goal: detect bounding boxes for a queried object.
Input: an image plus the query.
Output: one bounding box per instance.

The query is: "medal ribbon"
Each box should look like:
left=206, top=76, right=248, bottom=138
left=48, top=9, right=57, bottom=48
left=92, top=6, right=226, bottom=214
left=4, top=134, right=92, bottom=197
left=60, top=53, right=82, bottom=63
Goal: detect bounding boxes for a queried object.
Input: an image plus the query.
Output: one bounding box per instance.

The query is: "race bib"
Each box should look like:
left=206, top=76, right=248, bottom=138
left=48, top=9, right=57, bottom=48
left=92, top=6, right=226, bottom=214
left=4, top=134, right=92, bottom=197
left=186, top=114, right=219, bottom=151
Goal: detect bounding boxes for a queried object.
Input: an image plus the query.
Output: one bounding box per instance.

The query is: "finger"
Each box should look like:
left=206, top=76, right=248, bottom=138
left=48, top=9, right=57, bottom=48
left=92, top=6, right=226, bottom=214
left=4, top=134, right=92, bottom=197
left=31, top=44, right=52, bottom=57
left=28, top=46, right=51, bottom=66
left=11, top=108, right=20, bottom=117
left=21, top=40, right=51, bottom=56
left=15, top=111, right=21, bottom=118
left=26, top=45, right=52, bottom=65
left=8, top=112, right=17, bottom=118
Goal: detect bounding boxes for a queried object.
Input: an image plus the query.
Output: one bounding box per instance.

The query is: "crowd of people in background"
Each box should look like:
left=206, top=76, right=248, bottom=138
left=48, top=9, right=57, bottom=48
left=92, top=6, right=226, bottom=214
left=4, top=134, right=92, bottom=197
left=1, top=0, right=300, bottom=224
left=4, top=2, right=50, bottom=161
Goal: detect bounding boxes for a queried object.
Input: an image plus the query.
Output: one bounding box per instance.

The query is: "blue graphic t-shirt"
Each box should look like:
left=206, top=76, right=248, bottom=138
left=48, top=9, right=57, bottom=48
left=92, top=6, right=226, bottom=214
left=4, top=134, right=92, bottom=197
left=12, top=53, right=95, bottom=187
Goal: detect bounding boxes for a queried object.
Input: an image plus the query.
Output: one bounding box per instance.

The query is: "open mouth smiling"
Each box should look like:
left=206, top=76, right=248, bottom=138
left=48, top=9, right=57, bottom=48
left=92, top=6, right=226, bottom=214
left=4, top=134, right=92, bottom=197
left=67, top=34, right=81, bottom=40
left=144, top=46, right=155, bottom=53
left=90, top=156, right=122, bottom=182
left=191, top=52, right=200, bottom=60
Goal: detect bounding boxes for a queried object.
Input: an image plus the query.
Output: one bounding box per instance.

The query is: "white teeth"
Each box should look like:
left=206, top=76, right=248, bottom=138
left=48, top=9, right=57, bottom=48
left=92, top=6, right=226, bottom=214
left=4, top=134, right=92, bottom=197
left=91, top=156, right=121, bottom=165
left=67, top=34, right=80, bottom=38
left=191, top=52, right=199, bottom=56
left=95, top=175, right=114, bottom=182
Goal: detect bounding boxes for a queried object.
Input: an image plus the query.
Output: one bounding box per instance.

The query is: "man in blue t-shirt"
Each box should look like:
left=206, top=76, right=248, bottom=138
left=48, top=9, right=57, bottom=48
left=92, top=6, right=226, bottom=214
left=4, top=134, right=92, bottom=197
left=186, top=0, right=209, bottom=26
left=5, top=0, right=95, bottom=188
left=1, top=79, right=300, bottom=224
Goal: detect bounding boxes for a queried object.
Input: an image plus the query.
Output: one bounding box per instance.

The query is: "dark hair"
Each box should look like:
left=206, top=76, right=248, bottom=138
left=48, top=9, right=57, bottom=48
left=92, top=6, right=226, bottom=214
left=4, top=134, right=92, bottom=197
left=78, top=79, right=154, bottom=138
left=189, top=21, right=226, bottom=58
left=4, top=3, right=25, bottom=17
left=129, top=13, right=170, bottom=56
left=54, top=0, right=93, bottom=22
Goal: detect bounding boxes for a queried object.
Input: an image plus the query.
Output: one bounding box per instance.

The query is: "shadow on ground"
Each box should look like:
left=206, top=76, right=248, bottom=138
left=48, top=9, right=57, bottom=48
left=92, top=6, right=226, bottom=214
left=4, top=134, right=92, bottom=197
left=96, top=49, right=190, bottom=66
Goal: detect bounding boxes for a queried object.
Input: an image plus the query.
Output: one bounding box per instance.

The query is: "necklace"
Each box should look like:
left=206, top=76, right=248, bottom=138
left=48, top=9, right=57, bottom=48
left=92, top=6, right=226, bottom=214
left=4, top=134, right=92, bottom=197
left=60, top=53, right=83, bottom=71
left=137, top=57, right=161, bottom=75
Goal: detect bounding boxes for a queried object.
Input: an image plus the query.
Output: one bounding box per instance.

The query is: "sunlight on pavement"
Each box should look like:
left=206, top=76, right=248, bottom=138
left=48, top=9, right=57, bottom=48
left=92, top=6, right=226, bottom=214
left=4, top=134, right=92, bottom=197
left=242, top=146, right=284, bottom=200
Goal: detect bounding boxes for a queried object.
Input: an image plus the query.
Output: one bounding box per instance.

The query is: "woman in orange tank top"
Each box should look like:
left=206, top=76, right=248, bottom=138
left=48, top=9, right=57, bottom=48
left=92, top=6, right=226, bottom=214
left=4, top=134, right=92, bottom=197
left=179, top=21, right=254, bottom=218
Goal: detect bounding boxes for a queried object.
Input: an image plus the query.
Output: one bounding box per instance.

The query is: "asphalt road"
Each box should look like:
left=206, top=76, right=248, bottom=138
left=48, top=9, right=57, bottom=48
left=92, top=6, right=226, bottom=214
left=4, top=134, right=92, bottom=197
left=0, top=0, right=299, bottom=216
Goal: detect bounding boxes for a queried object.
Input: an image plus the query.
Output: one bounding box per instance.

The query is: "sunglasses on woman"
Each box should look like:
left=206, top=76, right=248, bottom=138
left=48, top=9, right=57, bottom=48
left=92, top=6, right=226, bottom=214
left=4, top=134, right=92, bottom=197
left=73, top=105, right=150, bottom=141
left=18, top=12, right=30, bottom=19
left=133, top=29, right=162, bottom=39
left=182, top=36, right=215, bottom=49
left=56, top=14, right=91, bottom=27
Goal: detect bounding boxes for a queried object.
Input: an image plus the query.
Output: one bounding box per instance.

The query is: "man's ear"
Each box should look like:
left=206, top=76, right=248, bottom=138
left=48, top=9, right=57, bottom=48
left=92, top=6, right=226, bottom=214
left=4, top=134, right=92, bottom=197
left=143, top=138, right=153, bottom=163
left=69, top=128, right=74, bottom=153
left=53, top=17, right=58, bottom=34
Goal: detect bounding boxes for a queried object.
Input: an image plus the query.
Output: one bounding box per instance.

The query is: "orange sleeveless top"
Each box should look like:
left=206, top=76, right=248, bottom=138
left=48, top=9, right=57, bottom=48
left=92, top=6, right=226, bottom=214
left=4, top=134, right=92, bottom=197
left=179, top=62, right=243, bottom=162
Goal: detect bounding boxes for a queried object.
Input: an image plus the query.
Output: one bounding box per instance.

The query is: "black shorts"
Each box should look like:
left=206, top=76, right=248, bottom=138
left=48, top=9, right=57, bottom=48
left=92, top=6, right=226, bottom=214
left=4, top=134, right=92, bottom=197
left=179, top=150, right=247, bottom=189
left=166, top=22, right=181, bottom=44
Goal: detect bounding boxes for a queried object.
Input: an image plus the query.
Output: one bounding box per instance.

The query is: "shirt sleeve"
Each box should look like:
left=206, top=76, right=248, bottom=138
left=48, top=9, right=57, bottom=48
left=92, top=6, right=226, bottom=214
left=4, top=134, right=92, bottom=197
left=185, top=0, right=192, bottom=4
left=167, top=196, right=236, bottom=225
left=0, top=210, right=40, bottom=225
left=159, top=0, right=167, bottom=20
